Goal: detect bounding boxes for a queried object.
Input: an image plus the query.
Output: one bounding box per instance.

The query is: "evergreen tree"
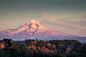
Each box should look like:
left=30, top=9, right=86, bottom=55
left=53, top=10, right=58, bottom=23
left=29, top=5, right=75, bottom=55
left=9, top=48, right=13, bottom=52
left=12, top=41, right=17, bottom=49
left=3, top=39, right=12, bottom=47
left=58, top=49, right=62, bottom=57
left=24, top=43, right=27, bottom=50
left=0, top=46, right=1, bottom=50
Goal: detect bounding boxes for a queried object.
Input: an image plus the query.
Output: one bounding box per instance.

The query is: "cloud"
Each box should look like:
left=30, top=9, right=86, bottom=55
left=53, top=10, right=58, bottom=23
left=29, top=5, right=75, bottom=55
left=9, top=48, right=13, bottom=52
left=40, top=13, right=57, bottom=21
left=57, top=18, right=70, bottom=21
left=40, top=13, right=86, bottom=29
left=64, top=21, right=86, bottom=26
left=84, top=15, right=86, bottom=18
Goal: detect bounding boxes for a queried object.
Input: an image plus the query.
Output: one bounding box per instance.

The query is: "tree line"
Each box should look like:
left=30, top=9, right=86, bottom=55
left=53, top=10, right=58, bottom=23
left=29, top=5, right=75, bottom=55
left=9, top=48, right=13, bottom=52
left=0, top=38, right=86, bottom=57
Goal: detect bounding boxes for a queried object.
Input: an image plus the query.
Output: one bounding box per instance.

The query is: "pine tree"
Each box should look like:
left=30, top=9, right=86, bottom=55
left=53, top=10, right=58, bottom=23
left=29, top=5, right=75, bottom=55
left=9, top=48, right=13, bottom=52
left=0, top=46, right=1, bottom=50
left=12, top=41, right=16, bottom=47
left=58, top=49, right=62, bottom=57
left=36, top=38, right=37, bottom=41
left=24, top=43, right=27, bottom=50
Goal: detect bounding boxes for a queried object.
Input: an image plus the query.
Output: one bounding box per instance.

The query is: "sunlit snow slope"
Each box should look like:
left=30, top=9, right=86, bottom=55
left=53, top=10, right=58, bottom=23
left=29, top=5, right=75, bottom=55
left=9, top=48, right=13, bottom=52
left=0, top=19, right=70, bottom=38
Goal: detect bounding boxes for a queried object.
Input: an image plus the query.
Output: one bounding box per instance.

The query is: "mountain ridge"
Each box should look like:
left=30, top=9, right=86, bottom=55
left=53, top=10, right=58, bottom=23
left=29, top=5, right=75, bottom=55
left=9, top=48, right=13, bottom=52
left=0, top=19, right=70, bottom=38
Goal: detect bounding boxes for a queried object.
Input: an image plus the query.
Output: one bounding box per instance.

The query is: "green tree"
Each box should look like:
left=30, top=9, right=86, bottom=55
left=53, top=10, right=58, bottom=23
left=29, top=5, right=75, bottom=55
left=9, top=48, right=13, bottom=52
left=0, top=46, right=1, bottom=50
left=36, top=38, right=37, bottom=41
left=58, top=49, right=62, bottom=57
left=12, top=41, right=16, bottom=47
left=24, top=43, right=27, bottom=50
left=3, top=39, right=12, bottom=47
left=12, top=41, right=17, bottom=50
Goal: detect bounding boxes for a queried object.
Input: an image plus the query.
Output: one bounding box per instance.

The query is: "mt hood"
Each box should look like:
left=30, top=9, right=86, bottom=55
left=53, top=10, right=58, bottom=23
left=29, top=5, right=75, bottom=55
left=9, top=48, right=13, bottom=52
left=0, top=19, right=71, bottom=39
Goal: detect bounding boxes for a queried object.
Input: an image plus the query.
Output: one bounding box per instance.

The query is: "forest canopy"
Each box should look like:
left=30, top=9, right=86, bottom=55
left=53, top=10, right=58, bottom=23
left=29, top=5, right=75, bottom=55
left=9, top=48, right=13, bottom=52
left=0, top=38, right=86, bottom=57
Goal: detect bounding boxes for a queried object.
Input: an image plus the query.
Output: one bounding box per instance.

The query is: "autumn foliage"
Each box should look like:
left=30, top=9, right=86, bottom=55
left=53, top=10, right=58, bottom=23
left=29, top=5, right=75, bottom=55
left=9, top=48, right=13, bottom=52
left=0, top=39, right=86, bottom=57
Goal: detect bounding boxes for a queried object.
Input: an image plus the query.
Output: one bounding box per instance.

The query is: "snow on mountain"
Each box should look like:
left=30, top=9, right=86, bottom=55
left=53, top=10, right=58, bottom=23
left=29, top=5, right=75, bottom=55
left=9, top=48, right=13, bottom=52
left=0, top=19, right=70, bottom=38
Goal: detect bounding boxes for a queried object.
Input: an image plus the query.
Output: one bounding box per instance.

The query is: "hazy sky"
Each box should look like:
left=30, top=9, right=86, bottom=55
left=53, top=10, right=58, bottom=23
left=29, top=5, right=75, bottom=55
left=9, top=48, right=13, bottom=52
left=0, top=0, right=86, bottom=37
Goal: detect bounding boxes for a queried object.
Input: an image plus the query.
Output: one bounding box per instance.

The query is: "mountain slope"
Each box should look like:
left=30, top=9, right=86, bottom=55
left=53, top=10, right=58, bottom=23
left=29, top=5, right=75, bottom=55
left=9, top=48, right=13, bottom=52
left=0, top=19, right=70, bottom=38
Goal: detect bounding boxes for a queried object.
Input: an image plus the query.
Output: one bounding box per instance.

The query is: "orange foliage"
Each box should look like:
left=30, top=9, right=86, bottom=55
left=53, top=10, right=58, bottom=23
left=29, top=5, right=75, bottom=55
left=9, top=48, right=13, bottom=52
left=37, top=47, right=40, bottom=50
left=47, top=43, right=51, bottom=47
left=43, top=45, right=45, bottom=49
left=27, top=45, right=31, bottom=50
left=58, top=44, right=64, bottom=46
left=52, top=44, right=56, bottom=48
left=40, top=46, right=51, bottom=53
left=29, top=45, right=31, bottom=48
left=0, top=42, right=5, bottom=49
left=66, top=47, right=72, bottom=52
left=33, top=40, right=37, bottom=45
left=32, top=45, right=36, bottom=50
left=51, top=49, right=54, bottom=53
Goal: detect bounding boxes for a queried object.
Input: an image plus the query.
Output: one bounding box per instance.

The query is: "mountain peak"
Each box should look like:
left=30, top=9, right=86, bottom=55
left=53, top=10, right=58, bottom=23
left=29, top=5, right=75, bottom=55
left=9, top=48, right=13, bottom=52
left=27, top=19, right=41, bottom=24
left=30, top=19, right=36, bottom=22
left=0, top=19, right=70, bottom=38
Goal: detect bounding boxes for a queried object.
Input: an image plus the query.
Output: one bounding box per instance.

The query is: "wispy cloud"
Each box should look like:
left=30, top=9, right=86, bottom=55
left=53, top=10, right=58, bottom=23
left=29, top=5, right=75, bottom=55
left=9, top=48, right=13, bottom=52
left=40, top=13, right=86, bottom=29
left=84, top=15, right=86, bottom=18
left=56, top=18, right=70, bottom=21
left=40, top=13, right=56, bottom=21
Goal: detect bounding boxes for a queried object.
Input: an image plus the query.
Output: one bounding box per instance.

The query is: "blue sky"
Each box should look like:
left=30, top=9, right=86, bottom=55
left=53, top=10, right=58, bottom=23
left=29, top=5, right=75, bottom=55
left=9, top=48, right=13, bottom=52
left=0, top=0, right=86, bottom=36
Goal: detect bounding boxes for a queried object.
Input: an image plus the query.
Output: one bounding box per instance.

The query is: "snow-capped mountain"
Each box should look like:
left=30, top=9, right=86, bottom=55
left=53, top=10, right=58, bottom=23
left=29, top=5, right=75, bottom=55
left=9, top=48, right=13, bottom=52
left=0, top=19, right=71, bottom=39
